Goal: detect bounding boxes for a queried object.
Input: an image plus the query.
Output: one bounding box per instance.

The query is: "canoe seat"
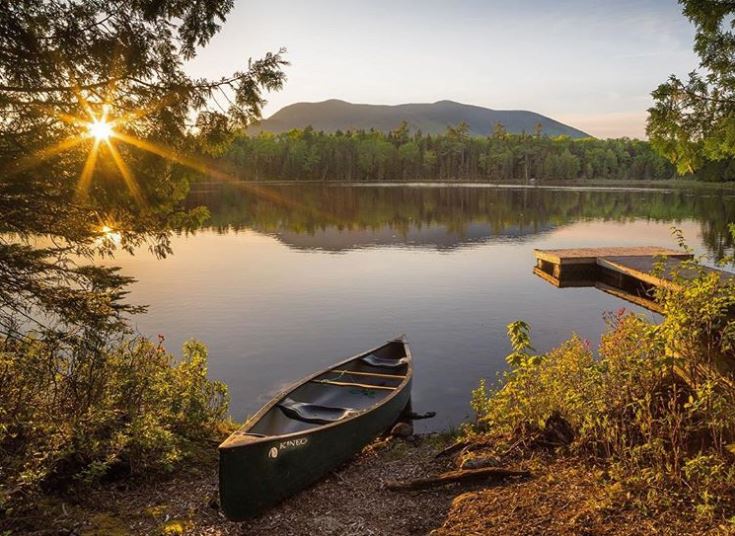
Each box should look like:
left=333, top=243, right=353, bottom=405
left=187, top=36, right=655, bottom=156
left=361, top=354, right=409, bottom=369
left=277, top=398, right=357, bottom=424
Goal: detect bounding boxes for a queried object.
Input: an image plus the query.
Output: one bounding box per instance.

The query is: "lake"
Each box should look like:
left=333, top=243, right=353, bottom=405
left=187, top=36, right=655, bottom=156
left=101, top=183, right=735, bottom=431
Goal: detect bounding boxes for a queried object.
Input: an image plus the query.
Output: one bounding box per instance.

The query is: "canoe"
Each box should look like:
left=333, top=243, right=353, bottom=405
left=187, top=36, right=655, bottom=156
left=218, top=336, right=413, bottom=520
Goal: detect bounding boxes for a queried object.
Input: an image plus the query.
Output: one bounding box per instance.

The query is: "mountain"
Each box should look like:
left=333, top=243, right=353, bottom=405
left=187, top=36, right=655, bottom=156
left=251, top=99, right=590, bottom=138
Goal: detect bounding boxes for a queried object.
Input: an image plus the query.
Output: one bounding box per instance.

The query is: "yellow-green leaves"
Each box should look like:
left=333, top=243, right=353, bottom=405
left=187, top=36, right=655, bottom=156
left=505, top=320, right=540, bottom=367
left=471, top=245, right=735, bottom=515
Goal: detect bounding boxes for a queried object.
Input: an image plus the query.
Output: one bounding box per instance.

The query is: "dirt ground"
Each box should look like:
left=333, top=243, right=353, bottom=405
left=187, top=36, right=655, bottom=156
left=16, top=435, right=455, bottom=536
left=8, top=435, right=735, bottom=536
left=432, top=456, right=734, bottom=536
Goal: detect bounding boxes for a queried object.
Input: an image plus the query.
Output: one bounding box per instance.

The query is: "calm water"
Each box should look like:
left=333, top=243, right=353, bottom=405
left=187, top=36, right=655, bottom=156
left=102, top=183, right=735, bottom=431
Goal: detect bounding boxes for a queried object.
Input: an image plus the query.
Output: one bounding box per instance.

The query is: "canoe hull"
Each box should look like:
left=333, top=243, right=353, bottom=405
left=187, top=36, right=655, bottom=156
left=219, top=376, right=411, bottom=520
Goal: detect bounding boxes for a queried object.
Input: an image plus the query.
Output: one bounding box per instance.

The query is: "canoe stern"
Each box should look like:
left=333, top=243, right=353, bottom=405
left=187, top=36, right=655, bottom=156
left=219, top=375, right=412, bottom=520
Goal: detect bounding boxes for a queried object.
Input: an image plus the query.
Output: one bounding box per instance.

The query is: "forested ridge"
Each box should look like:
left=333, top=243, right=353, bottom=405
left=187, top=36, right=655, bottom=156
left=194, top=121, right=690, bottom=182
left=249, top=99, right=590, bottom=138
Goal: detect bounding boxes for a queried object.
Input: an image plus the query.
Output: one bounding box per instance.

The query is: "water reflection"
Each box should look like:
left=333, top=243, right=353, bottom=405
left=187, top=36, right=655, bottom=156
left=102, top=183, right=735, bottom=431
left=187, top=183, right=735, bottom=258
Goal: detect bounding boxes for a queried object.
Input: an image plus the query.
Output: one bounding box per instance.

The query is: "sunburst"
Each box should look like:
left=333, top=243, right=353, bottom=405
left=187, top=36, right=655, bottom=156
left=13, top=80, right=326, bottom=230
left=88, top=119, right=114, bottom=141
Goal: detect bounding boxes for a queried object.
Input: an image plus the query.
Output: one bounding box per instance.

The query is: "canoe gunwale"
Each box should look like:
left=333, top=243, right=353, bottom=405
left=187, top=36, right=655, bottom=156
left=219, top=335, right=413, bottom=449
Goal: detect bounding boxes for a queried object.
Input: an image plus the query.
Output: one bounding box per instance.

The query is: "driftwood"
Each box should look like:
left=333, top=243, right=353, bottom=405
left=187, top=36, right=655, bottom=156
left=464, top=440, right=496, bottom=453
left=435, top=438, right=497, bottom=459
left=386, top=467, right=531, bottom=491
left=460, top=455, right=500, bottom=470
left=458, top=437, right=525, bottom=468
left=434, top=440, right=470, bottom=459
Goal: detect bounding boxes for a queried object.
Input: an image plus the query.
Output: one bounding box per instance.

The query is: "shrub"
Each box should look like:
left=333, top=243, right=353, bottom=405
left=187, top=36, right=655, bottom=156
left=0, top=335, right=230, bottom=503
left=472, top=229, right=735, bottom=516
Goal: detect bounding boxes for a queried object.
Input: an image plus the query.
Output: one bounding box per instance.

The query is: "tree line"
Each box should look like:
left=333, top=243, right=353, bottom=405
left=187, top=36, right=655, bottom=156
left=193, top=121, right=684, bottom=182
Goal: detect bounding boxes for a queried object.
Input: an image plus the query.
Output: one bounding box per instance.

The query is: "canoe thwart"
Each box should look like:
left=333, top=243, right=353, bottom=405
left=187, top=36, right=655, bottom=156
left=331, top=369, right=406, bottom=380
left=310, top=379, right=397, bottom=391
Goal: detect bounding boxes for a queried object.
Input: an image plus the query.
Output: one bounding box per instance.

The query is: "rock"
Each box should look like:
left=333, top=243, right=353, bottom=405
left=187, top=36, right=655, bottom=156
left=542, top=411, right=574, bottom=446
left=310, top=515, right=344, bottom=535
left=390, top=422, right=414, bottom=438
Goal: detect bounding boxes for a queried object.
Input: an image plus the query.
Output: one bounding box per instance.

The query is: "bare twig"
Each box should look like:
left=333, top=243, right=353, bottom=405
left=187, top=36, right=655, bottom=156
left=386, top=467, right=531, bottom=491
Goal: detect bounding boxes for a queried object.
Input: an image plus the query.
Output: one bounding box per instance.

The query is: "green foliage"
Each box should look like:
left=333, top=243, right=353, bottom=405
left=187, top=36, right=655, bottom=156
left=0, top=2, right=254, bottom=525
left=0, top=2, right=287, bottom=340
left=504, top=320, right=539, bottom=366
left=190, top=127, right=679, bottom=182
left=470, top=379, right=492, bottom=424
left=648, top=1, right=735, bottom=177
left=473, top=227, right=735, bottom=515
left=0, top=335, right=230, bottom=501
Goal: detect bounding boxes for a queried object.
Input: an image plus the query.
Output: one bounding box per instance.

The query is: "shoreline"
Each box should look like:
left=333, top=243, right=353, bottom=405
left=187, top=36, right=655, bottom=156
left=8, top=434, right=456, bottom=536
left=190, top=178, right=735, bottom=192
left=14, top=432, right=727, bottom=536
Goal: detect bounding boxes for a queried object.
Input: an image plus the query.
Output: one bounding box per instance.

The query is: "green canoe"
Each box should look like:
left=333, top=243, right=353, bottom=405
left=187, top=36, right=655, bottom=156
left=218, top=336, right=413, bottom=520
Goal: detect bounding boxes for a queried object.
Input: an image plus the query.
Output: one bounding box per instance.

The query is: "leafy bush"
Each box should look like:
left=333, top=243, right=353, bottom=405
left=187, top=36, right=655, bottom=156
left=472, top=229, right=735, bottom=516
left=0, top=335, right=229, bottom=504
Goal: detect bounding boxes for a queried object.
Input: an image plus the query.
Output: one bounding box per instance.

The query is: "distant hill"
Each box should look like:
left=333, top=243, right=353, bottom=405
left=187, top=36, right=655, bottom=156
left=251, top=99, right=590, bottom=138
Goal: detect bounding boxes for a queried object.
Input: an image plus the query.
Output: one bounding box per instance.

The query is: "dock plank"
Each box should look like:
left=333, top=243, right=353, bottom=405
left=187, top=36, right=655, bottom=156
left=598, top=256, right=734, bottom=290
left=534, top=246, right=692, bottom=266
left=532, top=246, right=733, bottom=313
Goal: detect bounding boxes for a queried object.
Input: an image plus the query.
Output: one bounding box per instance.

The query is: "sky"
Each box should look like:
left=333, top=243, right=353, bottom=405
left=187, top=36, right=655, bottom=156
left=185, top=0, right=699, bottom=139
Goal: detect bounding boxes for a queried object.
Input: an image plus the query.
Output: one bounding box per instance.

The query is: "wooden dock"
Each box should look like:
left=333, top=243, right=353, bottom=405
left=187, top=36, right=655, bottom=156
left=533, top=246, right=733, bottom=312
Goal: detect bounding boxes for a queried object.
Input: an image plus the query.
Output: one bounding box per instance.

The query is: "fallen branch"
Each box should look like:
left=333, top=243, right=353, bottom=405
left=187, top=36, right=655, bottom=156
left=434, top=440, right=469, bottom=459
left=436, top=438, right=495, bottom=459
left=460, top=455, right=499, bottom=470
left=386, top=467, right=531, bottom=491
left=464, top=440, right=495, bottom=453
left=458, top=438, right=525, bottom=469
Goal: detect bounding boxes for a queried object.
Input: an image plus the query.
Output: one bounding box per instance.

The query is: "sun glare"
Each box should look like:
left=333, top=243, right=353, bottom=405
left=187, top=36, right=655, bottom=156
left=88, top=119, right=113, bottom=141
left=37, top=91, right=257, bottom=208
left=98, top=224, right=122, bottom=245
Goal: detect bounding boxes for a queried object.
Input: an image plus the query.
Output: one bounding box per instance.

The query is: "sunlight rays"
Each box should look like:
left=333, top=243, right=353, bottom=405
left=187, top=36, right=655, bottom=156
left=13, top=82, right=326, bottom=221
left=104, top=138, right=144, bottom=205
left=110, top=131, right=309, bottom=211
left=8, top=135, right=87, bottom=175
left=15, top=103, right=321, bottom=219
left=77, top=137, right=100, bottom=197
